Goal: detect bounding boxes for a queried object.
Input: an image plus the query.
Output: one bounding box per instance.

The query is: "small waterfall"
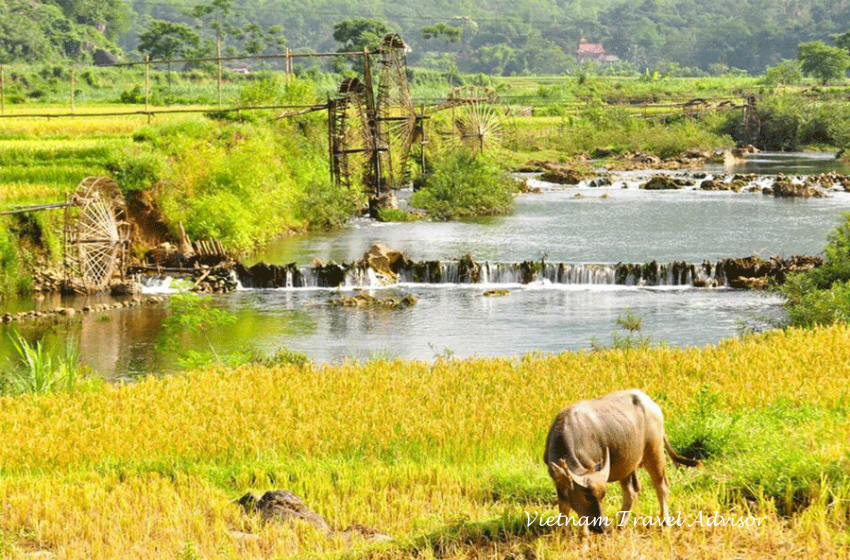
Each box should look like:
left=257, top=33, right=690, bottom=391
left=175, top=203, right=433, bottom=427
left=140, top=276, right=178, bottom=294
left=234, top=259, right=741, bottom=289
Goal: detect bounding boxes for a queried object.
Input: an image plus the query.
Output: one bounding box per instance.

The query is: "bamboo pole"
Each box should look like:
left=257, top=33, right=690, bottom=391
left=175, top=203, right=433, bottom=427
left=106, top=51, right=366, bottom=68
left=144, top=54, right=150, bottom=114
left=217, top=40, right=223, bottom=108
left=70, top=65, right=75, bottom=113
left=1, top=66, right=4, bottom=116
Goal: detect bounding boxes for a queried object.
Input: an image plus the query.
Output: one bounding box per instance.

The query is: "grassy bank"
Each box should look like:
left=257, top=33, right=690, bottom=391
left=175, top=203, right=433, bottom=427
left=0, top=325, right=847, bottom=558
left=0, top=75, right=359, bottom=293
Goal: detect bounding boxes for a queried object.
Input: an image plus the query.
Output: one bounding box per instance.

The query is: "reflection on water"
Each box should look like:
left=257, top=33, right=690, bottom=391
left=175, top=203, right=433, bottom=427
left=2, top=153, right=848, bottom=377
left=718, top=152, right=850, bottom=175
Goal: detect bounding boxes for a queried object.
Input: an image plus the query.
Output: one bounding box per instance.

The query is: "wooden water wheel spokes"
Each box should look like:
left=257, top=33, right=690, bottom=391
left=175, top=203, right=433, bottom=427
left=445, top=86, right=507, bottom=155
left=64, top=177, right=129, bottom=294
left=376, top=33, right=417, bottom=189
left=331, top=77, right=376, bottom=193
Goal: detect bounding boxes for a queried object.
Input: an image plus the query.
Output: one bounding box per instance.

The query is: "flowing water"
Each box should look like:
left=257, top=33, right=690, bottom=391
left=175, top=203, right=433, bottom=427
left=3, top=153, right=850, bottom=377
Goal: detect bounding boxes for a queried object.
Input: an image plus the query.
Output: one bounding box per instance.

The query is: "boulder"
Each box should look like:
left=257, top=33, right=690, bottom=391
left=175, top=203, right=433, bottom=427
left=483, top=289, right=510, bottom=297
left=764, top=178, right=825, bottom=198
left=238, top=490, right=390, bottom=543
left=641, top=175, right=682, bottom=190
left=238, top=490, right=330, bottom=532
left=538, top=168, right=589, bottom=185
left=457, top=253, right=480, bottom=283
left=363, top=244, right=408, bottom=283
left=314, top=262, right=347, bottom=287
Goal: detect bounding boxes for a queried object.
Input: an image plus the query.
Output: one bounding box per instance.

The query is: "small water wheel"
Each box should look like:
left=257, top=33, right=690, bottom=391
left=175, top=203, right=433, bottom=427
left=444, top=86, right=509, bottom=155
left=63, top=177, right=130, bottom=294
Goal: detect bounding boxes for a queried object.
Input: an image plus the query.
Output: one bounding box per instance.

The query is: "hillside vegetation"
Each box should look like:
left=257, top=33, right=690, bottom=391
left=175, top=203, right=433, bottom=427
left=7, top=0, right=850, bottom=76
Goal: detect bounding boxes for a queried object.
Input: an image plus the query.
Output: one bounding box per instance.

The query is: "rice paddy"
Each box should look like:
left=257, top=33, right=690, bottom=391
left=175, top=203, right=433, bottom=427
left=0, top=325, right=848, bottom=558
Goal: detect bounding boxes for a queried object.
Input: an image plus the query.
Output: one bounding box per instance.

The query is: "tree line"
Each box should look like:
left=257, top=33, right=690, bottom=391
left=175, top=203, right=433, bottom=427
left=3, top=0, right=850, bottom=79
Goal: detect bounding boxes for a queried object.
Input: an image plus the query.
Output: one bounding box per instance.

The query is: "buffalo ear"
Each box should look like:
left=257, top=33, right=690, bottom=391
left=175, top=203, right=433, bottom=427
left=549, top=461, right=573, bottom=489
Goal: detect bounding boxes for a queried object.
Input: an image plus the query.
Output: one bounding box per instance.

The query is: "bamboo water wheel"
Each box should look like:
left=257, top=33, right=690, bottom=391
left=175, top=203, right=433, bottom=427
left=742, top=94, right=760, bottom=147
left=375, top=33, right=418, bottom=190
left=328, top=34, right=423, bottom=215
left=444, top=86, right=508, bottom=154
left=330, top=77, right=376, bottom=193
left=63, top=177, right=130, bottom=294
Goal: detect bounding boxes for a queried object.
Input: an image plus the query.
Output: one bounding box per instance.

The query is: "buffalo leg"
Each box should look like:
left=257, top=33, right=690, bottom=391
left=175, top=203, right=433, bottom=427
left=644, top=446, right=671, bottom=522
left=618, top=471, right=640, bottom=528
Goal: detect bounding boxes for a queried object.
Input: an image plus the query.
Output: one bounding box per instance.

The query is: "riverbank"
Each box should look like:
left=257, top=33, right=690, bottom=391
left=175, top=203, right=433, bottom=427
left=0, top=324, right=847, bottom=558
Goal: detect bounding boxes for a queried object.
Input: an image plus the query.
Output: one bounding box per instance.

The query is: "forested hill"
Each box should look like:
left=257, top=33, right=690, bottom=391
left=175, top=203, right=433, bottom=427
left=5, top=0, right=850, bottom=75
left=0, top=0, right=126, bottom=62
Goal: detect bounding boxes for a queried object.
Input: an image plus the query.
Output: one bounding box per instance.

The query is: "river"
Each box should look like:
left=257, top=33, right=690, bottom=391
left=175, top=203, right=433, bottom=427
left=2, top=153, right=850, bottom=378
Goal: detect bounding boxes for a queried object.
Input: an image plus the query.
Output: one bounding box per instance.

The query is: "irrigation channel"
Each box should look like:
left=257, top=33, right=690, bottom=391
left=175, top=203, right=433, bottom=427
left=3, top=152, right=850, bottom=378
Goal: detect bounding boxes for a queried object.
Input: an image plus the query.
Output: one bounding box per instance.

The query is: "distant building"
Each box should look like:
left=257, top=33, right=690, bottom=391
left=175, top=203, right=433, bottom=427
left=575, top=40, right=619, bottom=64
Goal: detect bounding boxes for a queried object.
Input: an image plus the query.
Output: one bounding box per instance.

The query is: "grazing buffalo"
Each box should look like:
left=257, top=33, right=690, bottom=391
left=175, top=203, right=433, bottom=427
left=544, top=389, right=700, bottom=536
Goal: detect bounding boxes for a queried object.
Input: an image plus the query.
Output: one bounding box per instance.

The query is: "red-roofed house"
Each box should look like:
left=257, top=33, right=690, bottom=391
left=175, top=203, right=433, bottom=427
left=576, top=41, right=619, bottom=63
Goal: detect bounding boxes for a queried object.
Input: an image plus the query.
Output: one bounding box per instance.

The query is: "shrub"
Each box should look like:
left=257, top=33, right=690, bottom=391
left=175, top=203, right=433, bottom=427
left=297, top=179, right=363, bottom=230
left=409, top=151, right=519, bottom=220
left=104, top=146, right=166, bottom=195
left=781, top=212, right=850, bottom=326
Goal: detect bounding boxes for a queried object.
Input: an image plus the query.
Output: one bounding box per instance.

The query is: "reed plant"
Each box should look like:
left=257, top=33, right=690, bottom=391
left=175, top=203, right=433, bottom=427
left=3, top=332, right=88, bottom=395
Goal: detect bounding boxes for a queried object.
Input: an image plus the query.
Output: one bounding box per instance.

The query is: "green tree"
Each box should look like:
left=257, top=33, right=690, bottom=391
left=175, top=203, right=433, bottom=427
left=832, top=31, right=850, bottom=55
left=183, top=0, right=285, bottom=57
left=50, top=0, right=128, bottom=40
left=332, top=18, right=392, bottom=52
left=138, top=19, right=201, bottom=61
left=421, top=22, right=462, bottom=43
left=761, top=59, right=803, bottom=85
left=797, top=41, right=850, bottom=85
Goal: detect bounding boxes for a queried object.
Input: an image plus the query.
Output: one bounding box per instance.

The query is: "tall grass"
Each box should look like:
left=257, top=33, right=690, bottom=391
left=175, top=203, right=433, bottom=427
left=3, top=332, right=88, bottom=395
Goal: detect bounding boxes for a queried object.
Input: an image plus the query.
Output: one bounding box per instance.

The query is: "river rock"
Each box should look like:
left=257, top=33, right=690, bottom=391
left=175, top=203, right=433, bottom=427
left=363, top=244, right=408, bottom=284
left=483, top=289, right=510, bottom=297
left=539, top=168, right=589, bottom=185
left=330, top=292, right=417, bottom=308
left=457, top=253, right=480, bottom=283
left=587, top=176, right=613, bottom=187
left=718, top=255, right=823, bottom=288
left=315, top=262, right=347, bottom=287
left=641, top=175, right=682, bottom=190
left=764, top=178, right=825, bottom=198
left=410, top=260, right=442, bottom=283
left=519, top=260, right=541, bottom=284
left=235, top=262, right=289, bottom=288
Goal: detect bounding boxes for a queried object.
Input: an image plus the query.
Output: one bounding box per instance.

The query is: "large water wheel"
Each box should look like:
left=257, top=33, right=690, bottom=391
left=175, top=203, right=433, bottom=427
left=63, top=177, right=130, bottom=294
left=375, top=33, right=418, bottom=190
left=330, top=77, right=377, bottom=195
left=329, top=35, right=422, bottom=216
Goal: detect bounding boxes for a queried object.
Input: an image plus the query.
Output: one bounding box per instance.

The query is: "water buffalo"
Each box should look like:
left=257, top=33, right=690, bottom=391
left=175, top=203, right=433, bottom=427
left=544, top=389, right=700, bottom=536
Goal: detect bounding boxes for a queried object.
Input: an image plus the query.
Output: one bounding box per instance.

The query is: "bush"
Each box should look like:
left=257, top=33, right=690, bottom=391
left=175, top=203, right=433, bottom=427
left=760, top=60, right=803, bottom=86
left=409, top=151, right=519, bottom=220
left=104, top=147, right=166, bottom=195
left=781, top=212, right=850, bottom=326
left=298, top=179, right=363, bottom=230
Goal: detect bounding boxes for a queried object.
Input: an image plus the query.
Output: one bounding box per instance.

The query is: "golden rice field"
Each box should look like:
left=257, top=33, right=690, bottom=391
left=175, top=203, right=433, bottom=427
left=0, top=109, right=204, bottom=206
left=0, top=325, right=849, bottom=559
